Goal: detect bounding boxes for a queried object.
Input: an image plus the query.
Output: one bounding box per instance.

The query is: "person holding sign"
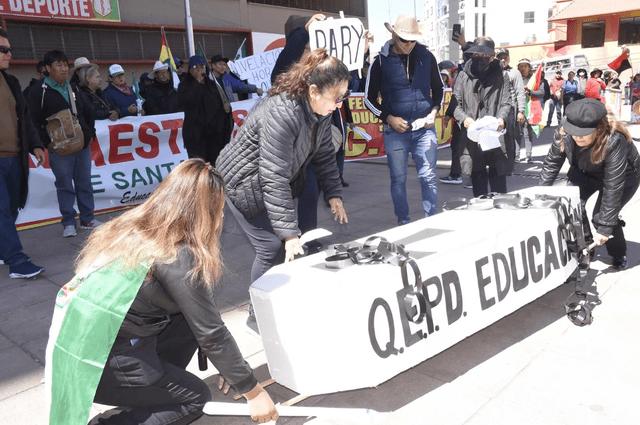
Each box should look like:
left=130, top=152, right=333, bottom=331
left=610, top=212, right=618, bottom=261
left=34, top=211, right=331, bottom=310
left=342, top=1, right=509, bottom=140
left=365, top=14, right=444, bottom=225
left=53, top=159, right=279, bottom=425
left=216, top=49, right=349, bottom=333
left=540, top=99, right=640, bottom=271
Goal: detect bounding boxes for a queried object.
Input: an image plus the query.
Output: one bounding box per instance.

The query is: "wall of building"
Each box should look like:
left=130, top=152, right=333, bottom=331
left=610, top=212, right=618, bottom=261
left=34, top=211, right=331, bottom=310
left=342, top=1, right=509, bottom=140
left=486, top=0, right=556, bottom=47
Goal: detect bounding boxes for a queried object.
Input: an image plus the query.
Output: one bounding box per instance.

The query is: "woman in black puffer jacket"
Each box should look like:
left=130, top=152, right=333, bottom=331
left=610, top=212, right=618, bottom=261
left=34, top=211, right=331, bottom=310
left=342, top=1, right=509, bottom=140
left=215, top=49, right=350, bottom=323
left=540, top=98, right=640, bottom=270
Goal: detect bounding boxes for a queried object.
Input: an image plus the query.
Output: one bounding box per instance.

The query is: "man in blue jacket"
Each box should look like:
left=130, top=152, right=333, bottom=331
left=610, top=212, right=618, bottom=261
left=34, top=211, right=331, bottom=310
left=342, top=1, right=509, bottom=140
left=366, top=14, right=444, bottom=225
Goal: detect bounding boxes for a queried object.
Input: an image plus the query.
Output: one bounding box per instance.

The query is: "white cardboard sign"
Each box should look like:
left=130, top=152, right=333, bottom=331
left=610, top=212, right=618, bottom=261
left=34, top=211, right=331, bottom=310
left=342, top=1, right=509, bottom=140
left=309, top=18, right=366, bottom=71
left=251, top=187, right=581, bottom=395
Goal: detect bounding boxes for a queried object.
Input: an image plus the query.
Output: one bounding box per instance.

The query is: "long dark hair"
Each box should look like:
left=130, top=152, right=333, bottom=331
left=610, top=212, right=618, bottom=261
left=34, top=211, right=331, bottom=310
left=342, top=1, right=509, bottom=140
left=269, top=48, right=350, bottom=98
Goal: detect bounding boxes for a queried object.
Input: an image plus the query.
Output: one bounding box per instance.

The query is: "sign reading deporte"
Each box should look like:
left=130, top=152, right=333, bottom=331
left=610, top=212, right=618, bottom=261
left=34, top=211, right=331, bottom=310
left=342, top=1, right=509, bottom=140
left=0, top=0, right=120, bottom=21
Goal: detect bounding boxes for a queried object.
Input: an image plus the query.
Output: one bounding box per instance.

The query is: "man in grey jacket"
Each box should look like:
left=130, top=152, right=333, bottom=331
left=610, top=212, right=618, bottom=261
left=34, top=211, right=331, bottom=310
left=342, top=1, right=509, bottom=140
left=497, top=49, right=526, bottom=164
left=516, top=58, right=545, bottom=163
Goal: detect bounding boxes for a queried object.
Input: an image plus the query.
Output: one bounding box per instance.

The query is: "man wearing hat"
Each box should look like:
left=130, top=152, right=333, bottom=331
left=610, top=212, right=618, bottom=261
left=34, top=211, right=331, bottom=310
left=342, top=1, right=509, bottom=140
left=143, top=60, right=181, bottom=115
left=104, top=64, right=142, bottom=118
left=547, top=69, right=564, bottom=126
left=365, top=14, right=444, bottom=224
left=211, top=54, right=263, bottom=102
left=178, top=55, right=233, bottom=164
left=69, top=57, right=92, bottom=88
left=585, top=68, right=606, bottom=102
left=541, top=98, right=640, bottom=270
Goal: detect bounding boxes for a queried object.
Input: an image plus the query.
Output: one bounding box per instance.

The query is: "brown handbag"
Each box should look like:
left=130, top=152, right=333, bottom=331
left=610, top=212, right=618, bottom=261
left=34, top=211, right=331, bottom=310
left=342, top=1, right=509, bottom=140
left=42, top=83, right=84, bottom=156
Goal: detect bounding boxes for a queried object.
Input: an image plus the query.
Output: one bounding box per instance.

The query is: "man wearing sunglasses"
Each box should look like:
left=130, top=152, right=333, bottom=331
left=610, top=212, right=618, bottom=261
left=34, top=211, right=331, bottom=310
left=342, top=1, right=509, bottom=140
left=0, top=28, right=46, bottom=278
left=365, top=14, right=444, bottom=225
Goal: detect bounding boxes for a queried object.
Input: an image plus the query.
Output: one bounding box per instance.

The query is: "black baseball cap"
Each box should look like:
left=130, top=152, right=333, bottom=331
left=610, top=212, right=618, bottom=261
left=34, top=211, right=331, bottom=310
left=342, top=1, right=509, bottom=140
left=563, top=98, right=607, bottom=137
left=496, top=48, right=509, bottom=57
left=211, top=54, right=229, bottom=64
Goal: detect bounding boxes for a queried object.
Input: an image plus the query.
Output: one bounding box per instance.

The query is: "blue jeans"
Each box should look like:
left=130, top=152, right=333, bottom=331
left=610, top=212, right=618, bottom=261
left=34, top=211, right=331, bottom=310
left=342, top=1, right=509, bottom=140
left=0, top=157, right=29, bottom=266
left=547, top=98, right=562, bottom=125
left=48, top=147, right=95, bottom=227
left=384, top=126, right=438, bottom=224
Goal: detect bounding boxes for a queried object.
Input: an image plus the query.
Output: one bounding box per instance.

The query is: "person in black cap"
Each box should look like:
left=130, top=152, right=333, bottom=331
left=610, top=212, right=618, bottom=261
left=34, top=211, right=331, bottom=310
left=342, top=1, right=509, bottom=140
left=452, top=36, right=513, bottom=197
left=178, top=55, right=232, bottom=164
left=211, top=54, right=263, bottom=102
left=541, top=98, right=640, bottom=270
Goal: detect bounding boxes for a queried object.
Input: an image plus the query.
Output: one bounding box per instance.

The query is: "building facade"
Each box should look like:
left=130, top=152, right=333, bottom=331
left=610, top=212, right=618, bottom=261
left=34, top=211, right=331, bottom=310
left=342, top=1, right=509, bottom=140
left=1, top=0, right=367, bottom=87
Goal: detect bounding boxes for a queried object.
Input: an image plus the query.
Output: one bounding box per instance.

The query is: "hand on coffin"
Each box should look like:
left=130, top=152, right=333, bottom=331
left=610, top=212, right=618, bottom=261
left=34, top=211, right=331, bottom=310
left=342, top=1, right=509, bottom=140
left=285, top=236, right=305, bottom=262
left=593, top=232, right=611, bottom=246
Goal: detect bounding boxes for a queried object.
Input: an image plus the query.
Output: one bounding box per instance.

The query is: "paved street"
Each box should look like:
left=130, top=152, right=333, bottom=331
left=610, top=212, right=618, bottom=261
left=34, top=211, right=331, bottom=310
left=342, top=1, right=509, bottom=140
left=1, top=125, right=639, bottom=424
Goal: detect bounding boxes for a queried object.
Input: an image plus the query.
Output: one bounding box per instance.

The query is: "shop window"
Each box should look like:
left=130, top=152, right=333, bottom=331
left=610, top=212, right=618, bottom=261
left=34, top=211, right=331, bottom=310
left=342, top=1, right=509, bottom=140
left=619, top=17, right=640, bottom=45
left=582, top=21, right=605, bottom=48
left=6, top=22, right=247, bottom=62
left=524, top=12, right=534, bottom=24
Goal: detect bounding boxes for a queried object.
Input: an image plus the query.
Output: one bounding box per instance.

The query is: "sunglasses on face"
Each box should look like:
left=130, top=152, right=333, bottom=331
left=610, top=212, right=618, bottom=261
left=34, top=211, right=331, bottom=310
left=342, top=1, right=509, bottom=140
left=0, top=46, right=12, bottom=54
left=397, top=36, right=416, bottom=44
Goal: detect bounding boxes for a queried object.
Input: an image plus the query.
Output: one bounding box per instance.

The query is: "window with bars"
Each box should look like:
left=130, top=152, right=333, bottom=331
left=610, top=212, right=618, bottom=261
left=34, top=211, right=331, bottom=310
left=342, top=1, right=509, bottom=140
left=246, top=0, right=365, bottom=17
left=5, top=22, right=247, bottom=63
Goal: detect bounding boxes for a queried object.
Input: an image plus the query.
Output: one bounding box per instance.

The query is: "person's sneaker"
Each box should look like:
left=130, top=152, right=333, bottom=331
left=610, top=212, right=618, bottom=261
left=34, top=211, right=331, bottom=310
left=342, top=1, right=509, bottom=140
left=0, top=259, right=4, bottom=265
left=9, top=261, right=44, bottom=279
left=63, top=225, right=77, bottom=238
left=612, top=256, right=628, bottom=270
left=464, top=181, right=473, bottom=189
left=340, top=176, right=349, bottom=187
left=514, top=157, right=521, bottom=163
left=80, top=219, right=102, bottom=230
left=439, top=175, right=463, bottom=184
left=526, top=156, right=534, bottom=163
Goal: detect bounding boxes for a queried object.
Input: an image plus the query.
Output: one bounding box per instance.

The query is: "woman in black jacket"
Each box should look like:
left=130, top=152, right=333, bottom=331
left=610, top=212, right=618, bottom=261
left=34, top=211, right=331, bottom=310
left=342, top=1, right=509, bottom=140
left=215, top=49, right=350, bottom=332
left=541, top=98, right=640, bottom=270
left=73, top=159, right=278, bottom=424
left=77, top=64, right=120, bottom=121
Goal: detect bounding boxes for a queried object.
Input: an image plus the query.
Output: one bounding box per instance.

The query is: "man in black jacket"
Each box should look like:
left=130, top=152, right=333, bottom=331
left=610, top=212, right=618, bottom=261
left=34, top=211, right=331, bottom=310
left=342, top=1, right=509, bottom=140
left=178, top=55, right=232, bottom=164
left=0, top=28, right=46, bottom=278
left=143, top=61, right=181, bottom=115
left=27, top=49, right=101, bottom=238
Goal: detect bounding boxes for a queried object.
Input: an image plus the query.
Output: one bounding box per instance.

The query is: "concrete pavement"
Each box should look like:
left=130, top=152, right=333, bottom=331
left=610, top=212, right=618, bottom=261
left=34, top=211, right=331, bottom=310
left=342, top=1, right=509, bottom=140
left=1, top=124, right=639, bottom=425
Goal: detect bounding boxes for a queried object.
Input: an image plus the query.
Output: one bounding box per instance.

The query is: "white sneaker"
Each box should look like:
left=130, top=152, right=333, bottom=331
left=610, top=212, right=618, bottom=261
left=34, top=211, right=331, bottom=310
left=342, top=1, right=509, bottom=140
left=63, top=225, right=77, bottom=238
left=80, top=219, right=102, bottom=230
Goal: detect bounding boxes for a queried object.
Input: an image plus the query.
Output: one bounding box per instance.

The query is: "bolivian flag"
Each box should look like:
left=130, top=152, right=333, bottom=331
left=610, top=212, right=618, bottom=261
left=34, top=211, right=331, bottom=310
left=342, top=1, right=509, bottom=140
left=45, top=260, right=150, bottom=424
left=159, top=27, right=180, bottom=91
left=525, top=63, right=544, bottom=137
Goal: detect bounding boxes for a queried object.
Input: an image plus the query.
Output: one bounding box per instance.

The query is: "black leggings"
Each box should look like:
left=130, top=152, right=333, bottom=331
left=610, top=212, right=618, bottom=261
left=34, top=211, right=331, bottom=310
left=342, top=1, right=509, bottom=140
left=91, top=315, right=210, bottom=425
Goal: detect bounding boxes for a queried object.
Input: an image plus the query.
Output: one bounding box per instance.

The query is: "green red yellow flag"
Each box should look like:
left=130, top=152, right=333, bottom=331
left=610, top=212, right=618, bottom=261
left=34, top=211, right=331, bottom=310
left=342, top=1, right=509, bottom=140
left=159, top=27, right=180, bottom=91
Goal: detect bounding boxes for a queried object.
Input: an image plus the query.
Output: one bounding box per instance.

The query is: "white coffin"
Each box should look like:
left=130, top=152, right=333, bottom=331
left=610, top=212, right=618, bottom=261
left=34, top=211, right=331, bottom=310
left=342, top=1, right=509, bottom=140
left=250, top=187, right=580, bottom=395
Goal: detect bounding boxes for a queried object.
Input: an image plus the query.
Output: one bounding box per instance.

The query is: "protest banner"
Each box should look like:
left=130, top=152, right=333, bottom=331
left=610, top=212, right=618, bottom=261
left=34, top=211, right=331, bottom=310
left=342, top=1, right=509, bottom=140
left=251, top=186, right=580, bottom=395
left=228, top=48, right=283, bottom=95
left=309, top=17, right=366, bottom=72
left=17, top=99, right=258, bottom=229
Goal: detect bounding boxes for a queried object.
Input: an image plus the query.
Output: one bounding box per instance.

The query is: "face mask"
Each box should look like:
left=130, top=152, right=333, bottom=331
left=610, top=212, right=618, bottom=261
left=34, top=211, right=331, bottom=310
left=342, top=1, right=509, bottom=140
left=471, top=57, right=492, bottom=74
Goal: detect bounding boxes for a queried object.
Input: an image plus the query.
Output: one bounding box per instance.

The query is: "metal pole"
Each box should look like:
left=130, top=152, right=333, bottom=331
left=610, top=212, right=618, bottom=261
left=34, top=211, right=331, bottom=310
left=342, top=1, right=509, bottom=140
left=184, top=0, right=196, bottom=57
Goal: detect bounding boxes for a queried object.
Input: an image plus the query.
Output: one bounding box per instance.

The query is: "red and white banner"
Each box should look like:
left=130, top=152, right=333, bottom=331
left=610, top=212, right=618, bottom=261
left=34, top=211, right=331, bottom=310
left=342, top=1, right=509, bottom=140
left=18, top=93, right=453, bottom=228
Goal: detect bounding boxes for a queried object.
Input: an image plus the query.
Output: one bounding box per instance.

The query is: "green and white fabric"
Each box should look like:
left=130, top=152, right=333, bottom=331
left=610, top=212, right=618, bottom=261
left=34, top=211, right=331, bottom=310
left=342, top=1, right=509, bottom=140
left=45, top=259, right=150, bottom=425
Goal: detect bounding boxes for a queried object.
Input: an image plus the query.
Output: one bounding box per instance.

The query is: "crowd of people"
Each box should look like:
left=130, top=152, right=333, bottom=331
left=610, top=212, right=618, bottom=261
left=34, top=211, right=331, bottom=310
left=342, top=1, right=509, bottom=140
left=2, top=12, right=639, bottom=425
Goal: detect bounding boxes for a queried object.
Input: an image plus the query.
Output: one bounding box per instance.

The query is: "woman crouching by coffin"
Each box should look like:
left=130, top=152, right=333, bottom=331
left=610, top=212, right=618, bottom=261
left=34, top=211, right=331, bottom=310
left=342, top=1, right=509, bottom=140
left=46, top=159, right=278, bottom=425
left=540, top=98, right=640, bottom=270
